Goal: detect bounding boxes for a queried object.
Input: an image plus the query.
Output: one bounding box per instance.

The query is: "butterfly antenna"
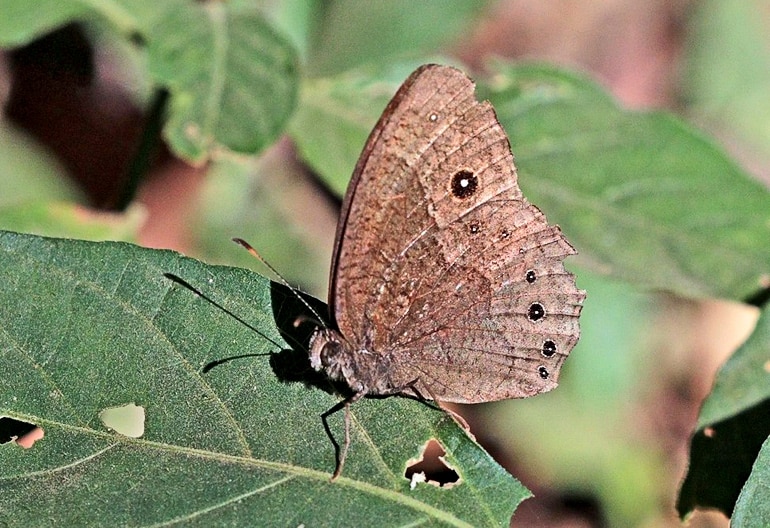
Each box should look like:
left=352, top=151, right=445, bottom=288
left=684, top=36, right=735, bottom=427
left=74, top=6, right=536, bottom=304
left=231, top=238, right=326, bottom=329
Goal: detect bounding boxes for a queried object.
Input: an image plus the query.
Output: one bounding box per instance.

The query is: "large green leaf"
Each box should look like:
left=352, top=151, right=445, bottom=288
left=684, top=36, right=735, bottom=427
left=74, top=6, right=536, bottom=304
left=0, top=230, right=528, bottom=527
left=0, top=0, right=299, bottom=163
left=146, top=2, right=299, bottom=162
left=484, top=62, right=770, bottom=302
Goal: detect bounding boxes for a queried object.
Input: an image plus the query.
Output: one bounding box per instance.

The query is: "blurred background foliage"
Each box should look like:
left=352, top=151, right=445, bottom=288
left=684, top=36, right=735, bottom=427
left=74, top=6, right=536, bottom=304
left=1, top=1, right=769, bottom=526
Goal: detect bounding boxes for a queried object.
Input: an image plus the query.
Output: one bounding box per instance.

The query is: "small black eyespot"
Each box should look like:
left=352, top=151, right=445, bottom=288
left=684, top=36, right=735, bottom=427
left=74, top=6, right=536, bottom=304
left=542, top=340, right=556, bottom=357
left=525, top=270, right=536, bottom=284
left=450, top=170, right=478, bottom=199
left=528, top=302, right=545, bottom=321
left=500, top=229, right=510, bottom=240
left=469, top=222, right=480, bottom=234
left=538, top=366, right=549, bottom=379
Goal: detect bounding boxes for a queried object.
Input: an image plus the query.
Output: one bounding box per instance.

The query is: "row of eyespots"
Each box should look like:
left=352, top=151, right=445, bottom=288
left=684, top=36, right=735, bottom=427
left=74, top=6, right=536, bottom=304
left=449, top=168, right=557, bottom=381
left=526, top=269, right=555, bottom=379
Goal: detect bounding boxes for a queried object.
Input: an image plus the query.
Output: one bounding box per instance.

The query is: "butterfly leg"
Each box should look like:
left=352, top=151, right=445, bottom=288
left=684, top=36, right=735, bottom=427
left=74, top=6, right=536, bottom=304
left=422, top=384, right=470, bottom=432
left=380, top=379, right=471, bottom=432
left=390, top=379, right=470, bottom=431
left=322, top=391, right=365, bottom=481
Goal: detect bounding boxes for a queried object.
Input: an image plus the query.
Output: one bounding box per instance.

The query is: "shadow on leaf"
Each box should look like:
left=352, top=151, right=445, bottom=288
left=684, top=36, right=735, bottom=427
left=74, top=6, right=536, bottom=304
left=268, top=282, right=354, bottom=398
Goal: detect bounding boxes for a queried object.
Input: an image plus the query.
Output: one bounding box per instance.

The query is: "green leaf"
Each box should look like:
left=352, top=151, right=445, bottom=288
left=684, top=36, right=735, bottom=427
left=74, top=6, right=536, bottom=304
left=147, top=2, right=299, bottom=162
left=0, top=202, right=145, bottom=242
left=0, top=0, right=88, bottom=46
left=0, top=230, right=528, bottom=527
left=0, top=123, right=83, bottom=206
left=485, top=62, right=770, bottom=301
left=677, top=399, right=770, bottom=519
left=0, top=1, right=299, bottom=163
left=732, top=434, right=770, bottom=527
left=0, top=0, right=159, bottom=46
left=677, top=306, right=770, bottom=519
left=698, top=306, right=770, bottom=428
left=306, top=0, right=490, bottom=75
left=677, top=401, right=770, bottom=520
left=685, top=0, right=770, bottom=163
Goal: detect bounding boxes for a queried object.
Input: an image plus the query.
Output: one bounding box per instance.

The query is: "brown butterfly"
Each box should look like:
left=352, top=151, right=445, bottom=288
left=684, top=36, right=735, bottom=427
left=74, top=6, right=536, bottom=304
left=306, top=64, right=584, bottom=479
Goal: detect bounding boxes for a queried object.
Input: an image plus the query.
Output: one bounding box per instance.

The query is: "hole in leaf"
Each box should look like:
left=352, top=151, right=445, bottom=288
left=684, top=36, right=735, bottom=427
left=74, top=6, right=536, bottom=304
left=99, top=403, right=145, bottom=438
left=404, top=439, right=461, bottom=489
left=0, top=417, right=44, bottom=448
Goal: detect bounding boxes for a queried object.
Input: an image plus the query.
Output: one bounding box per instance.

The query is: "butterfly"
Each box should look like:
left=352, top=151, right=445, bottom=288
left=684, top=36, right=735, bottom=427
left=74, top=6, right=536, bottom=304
left=304, top=64, right=584, bottom=479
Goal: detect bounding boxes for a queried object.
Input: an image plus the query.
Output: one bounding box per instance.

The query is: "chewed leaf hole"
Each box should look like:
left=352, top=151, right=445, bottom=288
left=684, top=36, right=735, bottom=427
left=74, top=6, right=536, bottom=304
left=99, top=403, right=145, bottom=438
left=404, top=439, right=461, bottom=489
left=0, top=417, right=44, bottom=448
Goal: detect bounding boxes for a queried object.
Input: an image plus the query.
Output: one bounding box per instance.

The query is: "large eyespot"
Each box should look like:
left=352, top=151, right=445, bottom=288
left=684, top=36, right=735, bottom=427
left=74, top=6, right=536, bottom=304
left=450, top=170, right=478, bottom=199
left=528, top=302, right=545, bottom=322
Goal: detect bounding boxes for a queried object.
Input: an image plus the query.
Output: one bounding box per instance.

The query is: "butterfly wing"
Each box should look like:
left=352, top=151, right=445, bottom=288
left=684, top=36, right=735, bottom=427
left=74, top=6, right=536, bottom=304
left=329, top=64, right=585, bottom=403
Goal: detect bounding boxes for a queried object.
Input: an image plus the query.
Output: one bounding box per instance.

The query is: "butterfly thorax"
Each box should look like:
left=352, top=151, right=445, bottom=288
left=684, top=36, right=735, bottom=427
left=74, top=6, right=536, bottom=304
left=309, top=328, right=397, bottom=397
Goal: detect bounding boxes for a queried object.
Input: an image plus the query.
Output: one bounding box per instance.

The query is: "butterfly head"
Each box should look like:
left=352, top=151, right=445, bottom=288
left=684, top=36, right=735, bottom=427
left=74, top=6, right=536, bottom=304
left=309, top=328, right=368, bottom=394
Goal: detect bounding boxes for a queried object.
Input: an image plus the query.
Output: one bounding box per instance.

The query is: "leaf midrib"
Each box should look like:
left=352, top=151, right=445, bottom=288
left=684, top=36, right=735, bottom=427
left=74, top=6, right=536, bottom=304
left=4, top=414, right=478, bottom=528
